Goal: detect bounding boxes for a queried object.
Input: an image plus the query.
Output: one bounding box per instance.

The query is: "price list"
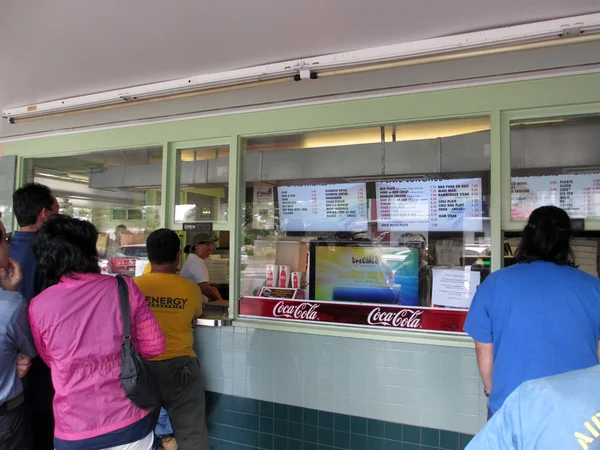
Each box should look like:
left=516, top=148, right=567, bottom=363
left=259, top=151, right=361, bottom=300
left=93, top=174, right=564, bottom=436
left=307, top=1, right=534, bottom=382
left=376, top=178, right=483, bottom=232
left=511, top=174, right=600, bottom=220
left=278, top=183, right=368, bottom=232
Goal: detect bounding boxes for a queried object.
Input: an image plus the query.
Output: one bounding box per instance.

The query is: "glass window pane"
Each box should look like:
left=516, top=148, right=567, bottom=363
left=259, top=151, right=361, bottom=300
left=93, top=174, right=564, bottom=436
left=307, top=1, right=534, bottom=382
left=24, top=146, right=163, bottom=277
left=240, top=118, right=491, bottom=331
left=509, top=114, right=600, bottom=277
left=175, top=146, right=229, bottom=223
left=510, top=115, right=600, bottom=220
left=175, top=146, right=231, bottom=313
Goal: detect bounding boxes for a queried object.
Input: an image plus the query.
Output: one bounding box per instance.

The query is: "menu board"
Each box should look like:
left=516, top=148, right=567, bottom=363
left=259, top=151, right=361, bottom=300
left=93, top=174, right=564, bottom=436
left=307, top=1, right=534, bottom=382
left=278, top=183, right=368, bottom=232
left=376, top=178, right=483, bottom=232
left=511, top=174, right=600, bottom=220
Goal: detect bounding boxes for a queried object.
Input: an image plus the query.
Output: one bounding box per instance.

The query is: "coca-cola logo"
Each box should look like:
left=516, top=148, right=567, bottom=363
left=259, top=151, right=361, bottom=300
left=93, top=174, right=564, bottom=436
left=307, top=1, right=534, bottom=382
left=367, top=307, right=423, bottom=328
left=273, top=301, right=319, bottom=321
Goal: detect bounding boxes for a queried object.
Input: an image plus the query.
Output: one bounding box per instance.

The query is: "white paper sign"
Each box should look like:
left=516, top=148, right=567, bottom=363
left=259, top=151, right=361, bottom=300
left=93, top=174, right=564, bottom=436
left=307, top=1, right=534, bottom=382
left=431, top=268, right=481, bottom=309
left=252, top=185, right=275, bottom=230
left=135, top=259, right=150, bottom=277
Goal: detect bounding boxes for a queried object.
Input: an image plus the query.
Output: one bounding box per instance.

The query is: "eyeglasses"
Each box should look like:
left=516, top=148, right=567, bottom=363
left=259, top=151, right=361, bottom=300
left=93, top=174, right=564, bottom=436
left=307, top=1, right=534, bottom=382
left=0, top=232, right=11, bottom=245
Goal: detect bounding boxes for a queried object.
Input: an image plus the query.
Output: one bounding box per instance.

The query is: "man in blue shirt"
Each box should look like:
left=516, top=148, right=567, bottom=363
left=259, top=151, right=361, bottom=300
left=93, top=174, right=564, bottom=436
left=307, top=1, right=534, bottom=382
left=9, top=183, right=59, bottom=450
left=0, top=216, right=38, bottom=449
left=467, top=365, right=600, bottom=450
left=464, top=206, right=600, bottom=417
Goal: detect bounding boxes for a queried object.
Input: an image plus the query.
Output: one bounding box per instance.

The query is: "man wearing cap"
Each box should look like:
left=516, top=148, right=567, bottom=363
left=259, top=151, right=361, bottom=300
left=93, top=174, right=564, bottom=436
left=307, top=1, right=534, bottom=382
left=180, top=233, right=223, bottom=303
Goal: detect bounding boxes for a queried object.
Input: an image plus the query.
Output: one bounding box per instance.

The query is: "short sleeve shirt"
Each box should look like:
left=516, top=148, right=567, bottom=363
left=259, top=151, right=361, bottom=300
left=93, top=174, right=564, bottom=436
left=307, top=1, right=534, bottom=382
left=466, top=365, right=600, bottom=450
left=464, top=261, right=600, bottom=413
left=180, top=254, right=209, bottom=303
left=134, top=273, right=202, bottom=360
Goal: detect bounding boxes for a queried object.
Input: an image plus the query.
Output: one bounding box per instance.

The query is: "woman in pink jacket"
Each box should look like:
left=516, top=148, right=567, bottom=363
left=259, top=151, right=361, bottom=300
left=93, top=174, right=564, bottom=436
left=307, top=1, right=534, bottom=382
left=28, top=215, right=166, bottom=450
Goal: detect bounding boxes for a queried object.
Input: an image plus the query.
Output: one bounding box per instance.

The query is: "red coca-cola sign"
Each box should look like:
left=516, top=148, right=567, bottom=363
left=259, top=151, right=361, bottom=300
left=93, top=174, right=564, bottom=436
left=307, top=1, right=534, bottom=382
left=239, top=297, right=467, bottom=334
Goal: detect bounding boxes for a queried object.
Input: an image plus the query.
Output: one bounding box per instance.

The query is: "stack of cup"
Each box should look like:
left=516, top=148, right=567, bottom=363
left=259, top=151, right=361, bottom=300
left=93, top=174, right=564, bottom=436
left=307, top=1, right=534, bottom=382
left=291, top=271, right=304, bottom=289
left=279, top=265, right=291, bottom=288
left=265, top=264, right=278, bottom=288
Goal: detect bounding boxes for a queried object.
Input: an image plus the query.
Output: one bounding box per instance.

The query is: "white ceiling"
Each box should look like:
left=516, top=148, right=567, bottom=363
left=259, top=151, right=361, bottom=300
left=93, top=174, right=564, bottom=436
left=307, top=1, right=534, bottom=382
left=0, top=1, right=599, bottom=141
left=1, top=0, right=600, bottom=109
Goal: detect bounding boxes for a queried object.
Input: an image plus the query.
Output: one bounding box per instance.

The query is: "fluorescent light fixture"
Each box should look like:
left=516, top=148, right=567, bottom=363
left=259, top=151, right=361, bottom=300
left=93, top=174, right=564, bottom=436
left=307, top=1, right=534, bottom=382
left=3, top=13, right=600, bottom=122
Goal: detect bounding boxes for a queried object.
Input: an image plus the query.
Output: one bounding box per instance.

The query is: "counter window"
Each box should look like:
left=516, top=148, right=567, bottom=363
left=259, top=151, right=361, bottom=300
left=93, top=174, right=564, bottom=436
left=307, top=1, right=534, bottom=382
left=175, top=146, right=229, bottom=224
left=239, top=118, right=491, bottom=333
left=175, top=146, right=231, bottom=316
left=509, top=114, right=600, bottom=277
left=23, top=147, right=163, bottom=277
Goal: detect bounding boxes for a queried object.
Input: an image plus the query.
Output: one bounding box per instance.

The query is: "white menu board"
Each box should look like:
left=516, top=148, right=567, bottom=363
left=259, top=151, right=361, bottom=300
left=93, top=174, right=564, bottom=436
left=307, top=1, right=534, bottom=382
left=511, top=174, right=600, bottom=220
left=376, top=178, right=483, bottom=232
left=278, top=183, right=368, bottom=232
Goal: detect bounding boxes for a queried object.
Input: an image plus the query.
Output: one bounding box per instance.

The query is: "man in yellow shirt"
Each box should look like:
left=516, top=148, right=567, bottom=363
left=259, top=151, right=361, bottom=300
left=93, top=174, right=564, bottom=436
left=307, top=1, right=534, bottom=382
left=134, top=229, right=208, bottom=450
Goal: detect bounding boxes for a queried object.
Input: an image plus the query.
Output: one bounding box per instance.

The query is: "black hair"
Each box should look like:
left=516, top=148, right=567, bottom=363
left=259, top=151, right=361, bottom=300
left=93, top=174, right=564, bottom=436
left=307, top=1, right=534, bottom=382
left=13, top=183, right=55, bottom=227
left=33, top=215, right=100, bottom=285
left=515, top=206, right=576, bottom=267
left=183, top=245, right=193, bottom=255
left=147, top=228, right=180, bottom=265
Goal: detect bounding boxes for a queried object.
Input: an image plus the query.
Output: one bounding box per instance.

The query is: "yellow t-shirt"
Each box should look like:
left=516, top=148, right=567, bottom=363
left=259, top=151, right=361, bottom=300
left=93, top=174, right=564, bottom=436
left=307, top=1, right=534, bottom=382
left=134, top=273, right=202, bottom=361
left=142, top=263, right=152, bottom=275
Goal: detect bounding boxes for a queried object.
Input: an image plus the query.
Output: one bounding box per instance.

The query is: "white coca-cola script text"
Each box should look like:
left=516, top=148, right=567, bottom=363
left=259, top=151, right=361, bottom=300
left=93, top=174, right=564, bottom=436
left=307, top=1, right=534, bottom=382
left=367, top=308, right=423, bottom=328
left=273, top=301, right=319, bottom=321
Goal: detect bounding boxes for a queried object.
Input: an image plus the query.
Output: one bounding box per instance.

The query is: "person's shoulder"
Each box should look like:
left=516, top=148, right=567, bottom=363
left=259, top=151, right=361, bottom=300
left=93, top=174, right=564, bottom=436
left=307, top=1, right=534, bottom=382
left=183, top=254, right=202, bottom=265
left=174, top=274, right=202, bottom=290
left=563, top=265, right=600, bottom=285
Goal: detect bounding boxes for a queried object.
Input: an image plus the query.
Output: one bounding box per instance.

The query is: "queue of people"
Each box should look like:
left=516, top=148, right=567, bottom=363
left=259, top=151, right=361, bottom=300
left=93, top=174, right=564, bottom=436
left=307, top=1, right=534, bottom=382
left=0, top=183, right=213, bottom=450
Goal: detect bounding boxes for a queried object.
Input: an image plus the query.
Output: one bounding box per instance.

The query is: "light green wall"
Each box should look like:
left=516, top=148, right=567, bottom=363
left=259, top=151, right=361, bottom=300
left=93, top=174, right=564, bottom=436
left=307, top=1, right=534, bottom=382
left=5, top=73, right=600, bottom=345
left=6, top=73, right=600, bottom=157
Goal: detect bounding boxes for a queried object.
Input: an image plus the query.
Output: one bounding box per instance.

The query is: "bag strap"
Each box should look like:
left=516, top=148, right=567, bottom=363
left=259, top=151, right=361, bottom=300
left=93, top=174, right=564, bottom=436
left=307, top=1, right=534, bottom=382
left=116, top=275, right=131, bottom=342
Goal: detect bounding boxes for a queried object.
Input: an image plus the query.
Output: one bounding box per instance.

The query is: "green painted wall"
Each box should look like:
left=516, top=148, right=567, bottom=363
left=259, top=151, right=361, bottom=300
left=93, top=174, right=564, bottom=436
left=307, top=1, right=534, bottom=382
left=5, top=73, right=600, bottom=344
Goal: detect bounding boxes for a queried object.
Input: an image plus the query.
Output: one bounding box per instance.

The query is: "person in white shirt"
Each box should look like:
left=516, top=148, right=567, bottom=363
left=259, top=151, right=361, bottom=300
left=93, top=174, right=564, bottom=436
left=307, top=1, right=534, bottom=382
left=180, top=233, right=223, bottom=303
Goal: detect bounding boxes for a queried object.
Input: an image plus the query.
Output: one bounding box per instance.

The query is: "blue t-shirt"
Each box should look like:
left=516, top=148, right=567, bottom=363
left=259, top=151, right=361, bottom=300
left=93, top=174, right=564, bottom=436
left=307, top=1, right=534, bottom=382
left=466, top=365, right=600, bottom=450
left=464, top=261, right=600, bottom=413
left=8, top=231, right=46, bottom=303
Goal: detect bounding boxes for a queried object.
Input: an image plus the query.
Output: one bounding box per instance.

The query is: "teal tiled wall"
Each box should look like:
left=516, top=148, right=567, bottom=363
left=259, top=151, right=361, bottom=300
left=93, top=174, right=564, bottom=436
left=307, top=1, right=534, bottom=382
left=207, top=392, right=474, bottom=450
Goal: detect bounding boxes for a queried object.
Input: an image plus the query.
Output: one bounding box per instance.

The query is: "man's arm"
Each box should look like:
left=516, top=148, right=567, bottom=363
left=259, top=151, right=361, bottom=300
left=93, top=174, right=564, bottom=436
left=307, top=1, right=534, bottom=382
left=199, top=282, right=223, bottom=302
left=11, top=300, right=38, bottom=360
left=475, top=341, right=494, bottom=394
left=466, top=385, right=523, bottom=450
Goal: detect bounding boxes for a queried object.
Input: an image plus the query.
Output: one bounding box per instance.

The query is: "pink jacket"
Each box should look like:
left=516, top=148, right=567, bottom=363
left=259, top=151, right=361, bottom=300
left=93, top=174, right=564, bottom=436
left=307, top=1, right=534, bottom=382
left=29, top=273, right=166, bottom=441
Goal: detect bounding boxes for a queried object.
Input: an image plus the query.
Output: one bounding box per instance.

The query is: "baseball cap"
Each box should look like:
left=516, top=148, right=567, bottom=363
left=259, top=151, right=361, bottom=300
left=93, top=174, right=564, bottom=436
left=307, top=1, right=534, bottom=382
left=192, top=233, right=218, bottom=246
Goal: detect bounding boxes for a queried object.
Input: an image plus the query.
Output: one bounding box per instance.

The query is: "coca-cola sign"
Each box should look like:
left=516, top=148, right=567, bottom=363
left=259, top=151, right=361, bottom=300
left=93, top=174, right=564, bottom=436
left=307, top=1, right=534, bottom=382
left=239, top=297, right=467, bottom=334
left=273, top=301, right=319, bottom=321
left=367, top=308, right=422, bottom=328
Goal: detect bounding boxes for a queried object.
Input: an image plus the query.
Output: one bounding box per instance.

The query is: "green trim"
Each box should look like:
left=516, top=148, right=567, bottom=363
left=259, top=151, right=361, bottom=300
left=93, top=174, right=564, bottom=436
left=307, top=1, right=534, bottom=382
left=7, top=73, right=600, bottom=344
left=6, top=73, right=600, bottom=158
left=490, top=111, right=502, bottom=271
left=229, top=137, right=242, bottom=319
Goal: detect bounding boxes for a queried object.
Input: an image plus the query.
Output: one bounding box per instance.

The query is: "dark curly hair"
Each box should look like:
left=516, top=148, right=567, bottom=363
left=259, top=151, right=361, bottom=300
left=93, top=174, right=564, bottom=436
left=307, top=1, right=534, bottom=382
left=515, top=206, right=576, bottom=267
left=13, top=183, right=55, bottom=227
left=33, top=214, right=100, bottom=285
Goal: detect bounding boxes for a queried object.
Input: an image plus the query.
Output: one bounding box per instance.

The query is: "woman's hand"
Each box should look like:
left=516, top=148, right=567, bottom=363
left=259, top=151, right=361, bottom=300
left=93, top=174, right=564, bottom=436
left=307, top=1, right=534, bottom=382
left=0, top=258, right=23, bottom=292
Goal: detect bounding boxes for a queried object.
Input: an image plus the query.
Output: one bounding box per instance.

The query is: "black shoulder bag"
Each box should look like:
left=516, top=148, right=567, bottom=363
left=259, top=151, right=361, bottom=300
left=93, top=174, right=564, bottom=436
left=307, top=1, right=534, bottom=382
left=116, top=275, right=160, bottom=410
